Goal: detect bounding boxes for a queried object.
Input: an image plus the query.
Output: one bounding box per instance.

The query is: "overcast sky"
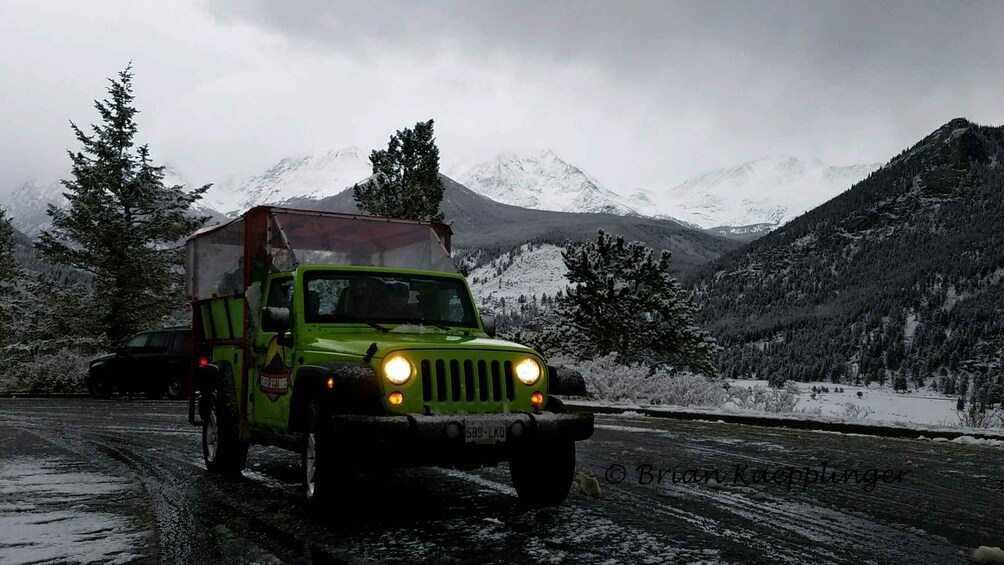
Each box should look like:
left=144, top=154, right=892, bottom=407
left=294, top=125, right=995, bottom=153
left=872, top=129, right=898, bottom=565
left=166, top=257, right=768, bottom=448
left=2, top=0, right=1003, bottom=194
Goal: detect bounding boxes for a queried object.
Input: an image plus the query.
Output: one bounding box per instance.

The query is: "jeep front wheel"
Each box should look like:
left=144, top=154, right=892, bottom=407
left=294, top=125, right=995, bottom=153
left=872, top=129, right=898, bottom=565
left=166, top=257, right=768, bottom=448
left=303, top=398, right=335, bottom=509
left=509, top=439, right=576, bottom=507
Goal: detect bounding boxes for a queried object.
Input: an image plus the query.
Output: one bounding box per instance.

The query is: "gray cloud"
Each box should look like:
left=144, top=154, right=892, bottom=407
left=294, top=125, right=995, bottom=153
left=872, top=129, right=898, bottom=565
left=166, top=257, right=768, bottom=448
left=200, top=0, right=1004, bottom=185
left=2, top=1, right=1004, bottom=197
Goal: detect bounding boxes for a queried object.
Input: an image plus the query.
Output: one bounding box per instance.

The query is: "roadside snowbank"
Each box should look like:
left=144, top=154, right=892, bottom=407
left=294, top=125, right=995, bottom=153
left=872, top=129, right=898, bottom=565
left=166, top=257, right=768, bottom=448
left=568, top=399, right=1004, bottom=442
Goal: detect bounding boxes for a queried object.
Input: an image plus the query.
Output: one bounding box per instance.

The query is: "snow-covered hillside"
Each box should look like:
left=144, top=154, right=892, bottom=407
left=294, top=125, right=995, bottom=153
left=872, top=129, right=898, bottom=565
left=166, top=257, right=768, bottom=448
left=467, top=243, right=568, bottom=312
left=627, top=157, right=881, bottom=230
left=449, top=149, right=637, bottom=216
left=2, top=167, right=215, bottom=237
left=204, top=147, right=371, bottom=214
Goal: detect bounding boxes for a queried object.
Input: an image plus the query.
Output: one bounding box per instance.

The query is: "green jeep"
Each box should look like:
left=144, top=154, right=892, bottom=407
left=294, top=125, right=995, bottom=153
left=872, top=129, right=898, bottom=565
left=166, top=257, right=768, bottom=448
left=185, top=206, right=593, bottom=508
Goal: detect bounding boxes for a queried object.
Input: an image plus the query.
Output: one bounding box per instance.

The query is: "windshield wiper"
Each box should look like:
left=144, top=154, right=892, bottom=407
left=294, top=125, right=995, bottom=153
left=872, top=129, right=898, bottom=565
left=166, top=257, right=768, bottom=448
left=331, top=316, right=389, bottom=333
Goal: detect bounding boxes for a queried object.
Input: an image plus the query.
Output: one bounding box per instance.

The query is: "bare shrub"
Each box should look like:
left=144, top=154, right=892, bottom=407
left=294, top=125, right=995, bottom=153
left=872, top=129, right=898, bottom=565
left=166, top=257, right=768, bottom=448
left=560, top=353, right=728, bottom=407
left=842, top=403, right=874, bottom=420
left=957, top=401, right=1003, bottom=429
left=727, top=385, right=799, bottom=413
left=0, top=348, right=91, bottom=393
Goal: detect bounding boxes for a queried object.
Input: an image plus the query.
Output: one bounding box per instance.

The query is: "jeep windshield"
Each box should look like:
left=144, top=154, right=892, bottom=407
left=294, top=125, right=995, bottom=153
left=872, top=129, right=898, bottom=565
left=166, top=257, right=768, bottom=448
left=302, top=271, right=479, bottom=329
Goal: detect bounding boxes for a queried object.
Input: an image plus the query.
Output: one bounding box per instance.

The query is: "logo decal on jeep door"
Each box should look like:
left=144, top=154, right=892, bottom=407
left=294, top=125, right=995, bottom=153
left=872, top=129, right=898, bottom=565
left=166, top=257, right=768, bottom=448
left=258, top=336, right=291, bottom=401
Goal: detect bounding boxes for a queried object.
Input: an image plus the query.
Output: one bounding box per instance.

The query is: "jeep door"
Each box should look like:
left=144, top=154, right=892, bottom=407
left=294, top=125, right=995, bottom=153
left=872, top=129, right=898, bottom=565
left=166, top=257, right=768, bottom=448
left=250, top=275, right=295, bottom=431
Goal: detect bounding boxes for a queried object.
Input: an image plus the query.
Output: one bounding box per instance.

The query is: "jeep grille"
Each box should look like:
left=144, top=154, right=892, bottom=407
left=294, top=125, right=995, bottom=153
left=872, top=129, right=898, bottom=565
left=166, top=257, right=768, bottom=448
left=416, top=355, right=516, bottom=410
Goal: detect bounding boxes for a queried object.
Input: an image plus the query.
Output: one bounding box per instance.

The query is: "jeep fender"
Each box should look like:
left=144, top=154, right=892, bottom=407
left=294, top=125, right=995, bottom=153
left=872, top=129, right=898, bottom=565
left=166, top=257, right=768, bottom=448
left=288, top=361, right=382, bottom=433
left=547, top=365, right=588, bottom=397
left=197, top=363, right=222, bottom=416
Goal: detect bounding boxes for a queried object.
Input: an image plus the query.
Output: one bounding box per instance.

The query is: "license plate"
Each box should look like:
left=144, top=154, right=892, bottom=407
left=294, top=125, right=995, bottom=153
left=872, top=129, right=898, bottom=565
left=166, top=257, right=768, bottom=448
left=463, top=420, right=507, bottom=444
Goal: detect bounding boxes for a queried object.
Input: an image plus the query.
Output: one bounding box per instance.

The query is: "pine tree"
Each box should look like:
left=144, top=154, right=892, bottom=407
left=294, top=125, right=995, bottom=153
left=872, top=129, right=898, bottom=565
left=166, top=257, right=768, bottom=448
left=36, top=65, right=209, bottom=348
left=353, top=119, right=445, bottom=221
left=0, top=209, right=22, bottom=349
left=551, top=229, right=719, bottom=374
left=0, top=209, right=15, bottom=274
left=893, top=370, right=908, bottom=392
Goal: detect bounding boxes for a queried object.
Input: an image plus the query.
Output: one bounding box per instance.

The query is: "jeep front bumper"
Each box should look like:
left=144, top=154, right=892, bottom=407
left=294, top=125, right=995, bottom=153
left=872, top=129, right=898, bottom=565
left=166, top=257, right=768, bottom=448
left=323, top=411, right=594, bottom=467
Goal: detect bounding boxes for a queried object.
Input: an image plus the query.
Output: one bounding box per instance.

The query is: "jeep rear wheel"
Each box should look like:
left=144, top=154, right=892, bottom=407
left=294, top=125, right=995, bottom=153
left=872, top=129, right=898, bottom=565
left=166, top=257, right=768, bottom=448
left=509, top=439, right=576, bottom=507
left=202, top=368, right=248, bottom=476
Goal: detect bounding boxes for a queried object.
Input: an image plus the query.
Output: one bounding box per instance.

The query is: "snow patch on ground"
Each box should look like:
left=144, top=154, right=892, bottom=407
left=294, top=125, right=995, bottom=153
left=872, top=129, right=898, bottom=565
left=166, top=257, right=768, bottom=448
left=731, top=379, right=965, bottom=428
left=950, top=436, right=1004, bottom=448
left=973, top=546, right=1004, bottom=564
left=0, top=457, right=144, bottom=565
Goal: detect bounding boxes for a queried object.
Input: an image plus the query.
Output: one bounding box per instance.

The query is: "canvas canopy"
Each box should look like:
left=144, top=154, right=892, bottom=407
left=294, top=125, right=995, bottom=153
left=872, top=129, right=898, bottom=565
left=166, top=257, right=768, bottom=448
left=185, top=206, right=455, bottom=300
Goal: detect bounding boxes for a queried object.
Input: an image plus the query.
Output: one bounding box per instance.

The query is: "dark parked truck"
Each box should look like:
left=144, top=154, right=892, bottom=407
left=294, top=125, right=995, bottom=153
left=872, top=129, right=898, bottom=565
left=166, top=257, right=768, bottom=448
left=87, top=327, right=192, bottom=399
left=185, top=206, right=593, bottom=507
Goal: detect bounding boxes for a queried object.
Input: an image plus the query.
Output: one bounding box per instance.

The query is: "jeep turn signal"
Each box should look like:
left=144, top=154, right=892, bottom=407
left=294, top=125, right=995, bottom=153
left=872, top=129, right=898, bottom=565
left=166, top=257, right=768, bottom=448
left=531, top=392, right=544, bottom=406
left=198, top=356, right=209, bottom=368
left=326, top=377, right=334, bottom=389
left=389, top=392, right=404, bottom=406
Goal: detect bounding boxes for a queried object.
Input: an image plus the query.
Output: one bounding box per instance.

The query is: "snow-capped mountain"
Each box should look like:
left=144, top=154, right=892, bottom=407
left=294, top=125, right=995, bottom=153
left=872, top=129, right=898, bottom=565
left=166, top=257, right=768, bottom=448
left=628, top=157, right=882, bottom=231
left=448, top=149, right=638, bottom=216
left=4, top=147, right=879, bottom=240
left=4, top=179, right=66, bottom=237
left=449, top=151, right=879, bottom=233
left=205, top=147, right=372, bottom=214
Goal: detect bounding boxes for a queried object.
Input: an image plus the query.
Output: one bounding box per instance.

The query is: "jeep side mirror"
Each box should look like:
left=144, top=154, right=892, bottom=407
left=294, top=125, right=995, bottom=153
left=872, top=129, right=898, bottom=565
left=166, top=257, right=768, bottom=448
left=262, top=306, right=291, bottom=334
left=482, top=315, right=496, bottom=338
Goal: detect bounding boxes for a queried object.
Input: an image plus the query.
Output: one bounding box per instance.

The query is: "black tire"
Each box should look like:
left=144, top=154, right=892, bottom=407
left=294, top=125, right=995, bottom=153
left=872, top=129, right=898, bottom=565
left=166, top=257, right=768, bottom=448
left=509, top=439, right=576, bottom=508
left=303, top=397, right=338, bottom=510
left=202, top=365, right=249, bottom=476
left=88, top=377, right=112, bottom=399
left=166, top=378, right=186, bottom=400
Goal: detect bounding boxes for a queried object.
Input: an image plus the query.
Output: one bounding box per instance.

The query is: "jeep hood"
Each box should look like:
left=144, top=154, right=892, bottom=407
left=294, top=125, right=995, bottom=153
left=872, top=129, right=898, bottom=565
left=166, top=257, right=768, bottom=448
left=300, top=331, right=539, bottom=360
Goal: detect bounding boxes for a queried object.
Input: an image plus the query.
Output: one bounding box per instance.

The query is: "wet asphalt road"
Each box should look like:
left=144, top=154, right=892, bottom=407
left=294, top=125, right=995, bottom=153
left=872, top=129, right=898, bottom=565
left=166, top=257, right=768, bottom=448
left=0, top=398, right=1001, bottom=565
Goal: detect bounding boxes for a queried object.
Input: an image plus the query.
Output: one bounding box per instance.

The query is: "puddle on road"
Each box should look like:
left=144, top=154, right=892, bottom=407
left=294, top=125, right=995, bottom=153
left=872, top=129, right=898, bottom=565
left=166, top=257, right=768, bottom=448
left=0, top=457, right=145, bottom=565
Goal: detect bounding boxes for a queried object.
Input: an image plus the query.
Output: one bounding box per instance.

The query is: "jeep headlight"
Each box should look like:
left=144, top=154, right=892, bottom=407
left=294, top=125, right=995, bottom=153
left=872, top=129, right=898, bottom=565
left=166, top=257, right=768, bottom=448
left=383, top=355, right=413, bottom=385
left=515, top=358, right=541, bottom=386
